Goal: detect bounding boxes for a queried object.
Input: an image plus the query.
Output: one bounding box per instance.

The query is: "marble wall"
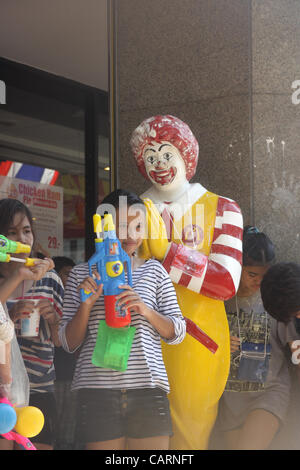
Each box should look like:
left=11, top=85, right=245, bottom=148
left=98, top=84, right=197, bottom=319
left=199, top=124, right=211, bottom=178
left=252, top=0, right=300, bottom=261
left=117, top=0, right=252, bottom=223
left=116, top=0, right=300, bottom=262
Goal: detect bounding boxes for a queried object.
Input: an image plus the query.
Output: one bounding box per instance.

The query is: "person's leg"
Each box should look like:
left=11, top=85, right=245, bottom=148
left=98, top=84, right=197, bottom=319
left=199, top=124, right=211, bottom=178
left=126, top=388, right=172, bottom=450
left=32, top=442, right=53, bottom=450
left=225, top=409, right=280, bottom=450
left=224, top=428, right=242, bottom=450
left=86, top=437, right=126, bottom=450
left=0, top=439, right=14, bottom=450
left=127, top=435, right=169, bottom=450
left=75, top=389, right=125, bottom=450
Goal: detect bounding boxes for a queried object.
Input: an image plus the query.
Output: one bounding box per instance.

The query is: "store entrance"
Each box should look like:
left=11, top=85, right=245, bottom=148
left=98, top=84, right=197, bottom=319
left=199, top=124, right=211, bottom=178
left=0, top=59, right=110, bottom=263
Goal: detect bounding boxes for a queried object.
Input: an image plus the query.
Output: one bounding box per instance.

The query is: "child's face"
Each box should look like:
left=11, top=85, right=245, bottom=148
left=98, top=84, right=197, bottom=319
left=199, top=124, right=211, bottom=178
left=239, top=265, right=269, bottom=297
left=6, top=212, right=34, bottom=258
left=115, top=207, right=146, bottom=256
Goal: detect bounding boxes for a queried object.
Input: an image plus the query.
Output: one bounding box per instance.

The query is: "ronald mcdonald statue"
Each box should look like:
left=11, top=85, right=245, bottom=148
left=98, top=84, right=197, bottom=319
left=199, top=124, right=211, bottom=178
left=130, top=115, right=243, bottom=450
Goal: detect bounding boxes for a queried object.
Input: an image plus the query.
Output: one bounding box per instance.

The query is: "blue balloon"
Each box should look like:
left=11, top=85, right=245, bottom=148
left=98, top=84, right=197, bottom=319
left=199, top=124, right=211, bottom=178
left=0, top=403, right=17, bottom=434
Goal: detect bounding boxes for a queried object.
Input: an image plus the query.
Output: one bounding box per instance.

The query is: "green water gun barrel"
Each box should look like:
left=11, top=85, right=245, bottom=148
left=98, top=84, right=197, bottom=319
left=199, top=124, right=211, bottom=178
left=0, top=235, right=31, bottom=254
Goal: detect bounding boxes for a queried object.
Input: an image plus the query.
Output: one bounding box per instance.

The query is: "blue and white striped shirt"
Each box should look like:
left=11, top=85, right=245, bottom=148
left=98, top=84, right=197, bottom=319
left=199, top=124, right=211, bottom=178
left=59, top=258, right=186, bottom=393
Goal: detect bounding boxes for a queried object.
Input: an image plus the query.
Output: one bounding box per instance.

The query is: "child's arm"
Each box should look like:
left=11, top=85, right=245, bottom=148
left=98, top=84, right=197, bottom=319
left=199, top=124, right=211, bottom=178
left=0, top=258, right=54, bottom=304
left=0, top=342, right=12, bottom=398
left=60, top=273, right=103, bottom=352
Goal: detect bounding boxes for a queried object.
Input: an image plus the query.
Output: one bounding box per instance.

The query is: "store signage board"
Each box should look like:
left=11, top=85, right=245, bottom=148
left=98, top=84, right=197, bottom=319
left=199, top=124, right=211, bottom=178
left=0, top=175, right=63, bottom=258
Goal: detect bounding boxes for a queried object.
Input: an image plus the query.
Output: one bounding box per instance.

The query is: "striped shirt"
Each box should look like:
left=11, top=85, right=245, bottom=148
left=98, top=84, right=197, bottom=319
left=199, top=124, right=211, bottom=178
left=7, top=271, right=64, bottom=393
left=59, top=259, right=186, bottom=393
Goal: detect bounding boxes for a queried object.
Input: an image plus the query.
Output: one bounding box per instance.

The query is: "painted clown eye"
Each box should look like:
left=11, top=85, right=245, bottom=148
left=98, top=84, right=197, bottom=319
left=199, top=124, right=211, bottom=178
left=147, top=155, right=157, bottom=164
left=163, top=152, right=173, bottom=161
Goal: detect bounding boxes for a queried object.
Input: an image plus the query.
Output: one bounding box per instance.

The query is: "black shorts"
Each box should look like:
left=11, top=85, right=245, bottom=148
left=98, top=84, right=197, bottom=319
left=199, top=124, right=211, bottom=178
left=76, top=388, right=173, bottom=444
left=29, top=392, right=57, bottom=446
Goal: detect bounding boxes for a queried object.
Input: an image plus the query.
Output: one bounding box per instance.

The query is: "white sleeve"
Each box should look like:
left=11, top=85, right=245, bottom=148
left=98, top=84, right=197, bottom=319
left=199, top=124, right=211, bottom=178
left=0, top=303, right=14, bottom=344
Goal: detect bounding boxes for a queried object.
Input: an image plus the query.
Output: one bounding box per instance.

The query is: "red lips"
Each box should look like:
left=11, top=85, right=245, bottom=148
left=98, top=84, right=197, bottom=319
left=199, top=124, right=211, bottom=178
left=149, top=167, right=177, bottom=185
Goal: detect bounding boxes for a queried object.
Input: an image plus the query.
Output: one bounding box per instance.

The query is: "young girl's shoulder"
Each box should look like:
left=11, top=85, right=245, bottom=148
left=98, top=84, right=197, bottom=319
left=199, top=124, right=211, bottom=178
left=36, top=269, right=64, bottom=294
left=137, top=258, right=169, bottom=279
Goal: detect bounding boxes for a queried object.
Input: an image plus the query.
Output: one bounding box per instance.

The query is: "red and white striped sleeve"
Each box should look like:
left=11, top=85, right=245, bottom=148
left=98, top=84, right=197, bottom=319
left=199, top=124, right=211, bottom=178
left=162, top=196, right=243, bottom=301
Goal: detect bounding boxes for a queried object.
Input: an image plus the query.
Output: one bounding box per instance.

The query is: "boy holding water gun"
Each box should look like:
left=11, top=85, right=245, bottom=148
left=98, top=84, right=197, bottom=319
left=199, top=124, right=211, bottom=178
left=59, top=189, right=186, bottom=450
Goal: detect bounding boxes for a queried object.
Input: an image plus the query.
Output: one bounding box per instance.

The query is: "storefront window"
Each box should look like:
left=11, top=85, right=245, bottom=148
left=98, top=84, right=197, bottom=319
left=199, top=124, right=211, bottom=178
left=0, top=61, right=109, bottom=263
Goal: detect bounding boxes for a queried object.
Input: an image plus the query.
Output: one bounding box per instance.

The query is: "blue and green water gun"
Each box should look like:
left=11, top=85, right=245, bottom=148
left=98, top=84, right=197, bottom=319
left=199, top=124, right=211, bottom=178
left=80, top=213, right=133, bottom=328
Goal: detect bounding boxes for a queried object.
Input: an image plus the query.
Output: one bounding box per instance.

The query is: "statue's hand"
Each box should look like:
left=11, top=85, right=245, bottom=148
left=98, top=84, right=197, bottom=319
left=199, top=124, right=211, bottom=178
left=138, top=198, right=169, bottom=261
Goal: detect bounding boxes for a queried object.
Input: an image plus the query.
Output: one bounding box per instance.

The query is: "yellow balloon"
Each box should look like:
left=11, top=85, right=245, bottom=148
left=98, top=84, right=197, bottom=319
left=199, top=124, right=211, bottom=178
left=14, top=406, right=44, bottom=438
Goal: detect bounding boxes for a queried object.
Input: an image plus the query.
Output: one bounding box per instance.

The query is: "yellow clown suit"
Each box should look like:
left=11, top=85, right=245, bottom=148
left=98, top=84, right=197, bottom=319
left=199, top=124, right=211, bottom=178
left=130, top=115, right=243, bottom=450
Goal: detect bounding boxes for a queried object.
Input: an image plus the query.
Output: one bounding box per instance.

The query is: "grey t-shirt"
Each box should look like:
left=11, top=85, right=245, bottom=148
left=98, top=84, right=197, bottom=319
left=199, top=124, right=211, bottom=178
left=218, top=292, right=292, bottom=429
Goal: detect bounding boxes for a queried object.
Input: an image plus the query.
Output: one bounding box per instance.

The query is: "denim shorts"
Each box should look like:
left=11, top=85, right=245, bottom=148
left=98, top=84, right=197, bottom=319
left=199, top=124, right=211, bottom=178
left=75, top=387, right=173, bottom=443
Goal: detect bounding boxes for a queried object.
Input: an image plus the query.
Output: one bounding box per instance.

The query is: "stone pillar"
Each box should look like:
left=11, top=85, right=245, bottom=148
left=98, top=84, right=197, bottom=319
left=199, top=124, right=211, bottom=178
left=252, top=0, right=300, bottom=261
left=116, top=0, right=252, bottom=223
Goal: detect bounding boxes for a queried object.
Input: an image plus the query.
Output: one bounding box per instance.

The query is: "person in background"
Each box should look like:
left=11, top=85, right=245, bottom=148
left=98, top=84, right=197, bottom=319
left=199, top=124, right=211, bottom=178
left=215, top=226, right=291, bottom=450
left=0, top=198, right=63, bottom=450
left=261, top=262, right=300, bottom=383
left=0, top=301, right=15, bottom=398
left=53, top=256, right=78, bottom=450
left=0, top=260, right=55, bottom=451
left=53, top=257, right=75, bottom=289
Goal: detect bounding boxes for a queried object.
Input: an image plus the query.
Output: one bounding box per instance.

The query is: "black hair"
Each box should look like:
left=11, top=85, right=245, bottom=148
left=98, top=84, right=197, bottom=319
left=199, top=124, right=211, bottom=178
left=261, top=262, right=300, bottom=323
left=53, top=256, right=75, bottom=273
left=100, top=189, right=145, bottom=209
left=242, top=225, right=275, bottom=266
left=0, top=198, right=35, bottom=237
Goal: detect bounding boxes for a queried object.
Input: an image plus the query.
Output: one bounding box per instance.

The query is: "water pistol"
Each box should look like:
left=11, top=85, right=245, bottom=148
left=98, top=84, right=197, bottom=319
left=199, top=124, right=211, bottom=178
left=0, top=235, right=36, bottom=266
left=80, top=214, right=133, bottom=328
left=0, top=396, right=44, bottom=450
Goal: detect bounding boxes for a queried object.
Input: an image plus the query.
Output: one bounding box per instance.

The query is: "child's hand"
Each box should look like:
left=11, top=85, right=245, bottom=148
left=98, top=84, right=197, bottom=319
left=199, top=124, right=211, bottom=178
left=37, top=299, right=58, bottom=325
left=79, top=272, right=103, bottom=308
left=230, top=335, right=240, bottom=353
left=17, top=258, right=55, bottom=282
left=9, top=300, right=36, bottom=323
left=116, top=285, right=152, bottom=318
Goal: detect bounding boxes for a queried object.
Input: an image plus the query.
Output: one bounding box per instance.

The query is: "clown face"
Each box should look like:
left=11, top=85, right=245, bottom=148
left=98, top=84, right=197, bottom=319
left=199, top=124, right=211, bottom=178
left=142, top=141, right=187, bottom=191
